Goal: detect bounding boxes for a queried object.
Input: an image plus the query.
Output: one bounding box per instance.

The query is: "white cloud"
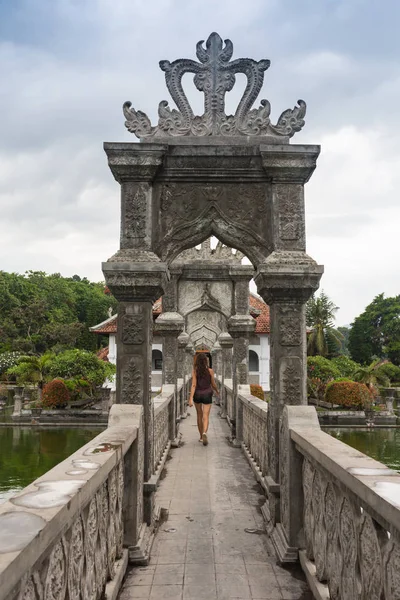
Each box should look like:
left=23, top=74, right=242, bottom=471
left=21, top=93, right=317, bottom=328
left=1, top=0, right=400, bottom=328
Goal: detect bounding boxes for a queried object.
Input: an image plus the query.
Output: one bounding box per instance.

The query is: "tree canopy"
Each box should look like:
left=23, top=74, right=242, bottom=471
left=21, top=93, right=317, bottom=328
left=306, top=291, right=343, bottom=357
left=0, top=271, right=116, bottom=354
left=348, top=294, right=400, bottom=365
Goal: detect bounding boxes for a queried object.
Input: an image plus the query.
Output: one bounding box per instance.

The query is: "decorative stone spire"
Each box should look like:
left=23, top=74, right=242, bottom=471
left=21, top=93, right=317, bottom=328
left=123, top=32, right=306, bottom=141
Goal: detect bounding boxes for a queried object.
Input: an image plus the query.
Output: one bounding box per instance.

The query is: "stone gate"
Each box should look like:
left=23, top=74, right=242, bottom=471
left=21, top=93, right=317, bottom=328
left=102, top=32, right=323, bottom=557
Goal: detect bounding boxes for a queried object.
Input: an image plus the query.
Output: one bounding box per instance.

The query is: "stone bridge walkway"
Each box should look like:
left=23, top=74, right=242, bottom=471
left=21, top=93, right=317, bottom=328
left=119, top=408, right=312, bottom=600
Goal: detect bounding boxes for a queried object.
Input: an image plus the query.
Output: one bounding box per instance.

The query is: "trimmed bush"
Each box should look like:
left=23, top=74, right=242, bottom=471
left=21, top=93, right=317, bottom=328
left=250, top=384, right=264, bottom=401
left=331, top=356, right=360, bottom=379
left=42, top=379, right=70, bottom=409
left=325, top=380, right=373, bottom=410
left=307, top=356, right=340, bottom=383
left=375, top=361, right=400, bottom=383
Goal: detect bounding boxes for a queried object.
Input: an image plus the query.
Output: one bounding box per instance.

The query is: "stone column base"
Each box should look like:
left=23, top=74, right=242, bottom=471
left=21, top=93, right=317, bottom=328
left=271, top=523, right=298, bottom=563
left=128, top=514, right=159, bottom=566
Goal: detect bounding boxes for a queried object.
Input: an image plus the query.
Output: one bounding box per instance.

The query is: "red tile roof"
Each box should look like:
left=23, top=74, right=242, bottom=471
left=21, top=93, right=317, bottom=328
left=91, top=295, right=270, bottom=335
left=249, top=293, right=270, bottom=334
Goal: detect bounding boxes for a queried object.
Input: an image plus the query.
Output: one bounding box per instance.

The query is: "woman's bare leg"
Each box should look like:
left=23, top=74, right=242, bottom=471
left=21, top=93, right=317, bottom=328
left=202, top=404, right=212, bottom=436
left=195, top=403, right=203, bottom=439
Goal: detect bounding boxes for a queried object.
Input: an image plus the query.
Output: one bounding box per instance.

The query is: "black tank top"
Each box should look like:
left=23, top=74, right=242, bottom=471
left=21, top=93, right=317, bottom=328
left=195, top=370, right=212, bottom=396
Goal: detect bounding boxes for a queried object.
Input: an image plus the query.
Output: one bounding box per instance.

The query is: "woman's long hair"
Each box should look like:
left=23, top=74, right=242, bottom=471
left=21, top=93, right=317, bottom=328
left=195, top=353, right=209, bottom=379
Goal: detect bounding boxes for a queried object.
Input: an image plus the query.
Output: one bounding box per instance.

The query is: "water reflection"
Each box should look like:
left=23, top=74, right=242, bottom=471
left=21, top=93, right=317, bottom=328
left=326, top=428, right=400, bottom=472
left=0, top=427, right=101, bottom=503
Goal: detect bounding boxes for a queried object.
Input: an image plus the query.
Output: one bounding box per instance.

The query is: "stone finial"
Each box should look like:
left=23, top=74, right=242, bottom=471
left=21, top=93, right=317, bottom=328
left=123, top=32, right=306, bottom=141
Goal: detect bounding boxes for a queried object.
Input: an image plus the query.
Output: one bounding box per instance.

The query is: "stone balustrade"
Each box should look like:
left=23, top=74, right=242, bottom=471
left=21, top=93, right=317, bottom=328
left=224, top=380, right=234, bottom=425
left=282, top=405, right=400, bottom=600
left=240, top=392, right=268, bottom=479
left=0, top=405, right=144, bottom=600
left=153, top=388, right=174, bottom=473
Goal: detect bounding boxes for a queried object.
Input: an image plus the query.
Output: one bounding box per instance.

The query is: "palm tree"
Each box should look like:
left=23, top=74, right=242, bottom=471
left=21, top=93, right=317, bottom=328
left=7, top=353, right=54, bottom=401
left=306, top=291, right=343, bottom=357
left=353, top=359, right=390, bottom=391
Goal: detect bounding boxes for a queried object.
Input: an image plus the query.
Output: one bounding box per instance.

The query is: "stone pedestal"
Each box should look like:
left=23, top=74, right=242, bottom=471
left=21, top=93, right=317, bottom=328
left=155, top=312, right=184, bottom=442
left=12, top=386, right=24, bottom=419
left=219, top=332, right=233, bottom=419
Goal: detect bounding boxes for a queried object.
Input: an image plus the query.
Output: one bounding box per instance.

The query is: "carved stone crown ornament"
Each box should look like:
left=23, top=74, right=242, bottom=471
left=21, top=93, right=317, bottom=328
left=123, top=32, right=306, bottom=140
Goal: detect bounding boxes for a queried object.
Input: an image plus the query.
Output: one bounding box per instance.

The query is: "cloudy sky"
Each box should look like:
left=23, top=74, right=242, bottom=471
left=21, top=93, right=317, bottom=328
left=1, top=0, right=399, bottom=325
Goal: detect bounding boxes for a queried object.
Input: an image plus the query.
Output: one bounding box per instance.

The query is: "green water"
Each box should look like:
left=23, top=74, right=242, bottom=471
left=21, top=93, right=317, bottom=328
left=326, top=428, right=400, bottom=472
left=0, top=427, right=101, bottom=503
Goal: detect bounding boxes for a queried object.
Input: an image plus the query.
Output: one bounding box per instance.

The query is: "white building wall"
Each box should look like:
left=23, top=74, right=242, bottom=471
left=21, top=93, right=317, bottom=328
left=259, top=335, right=270, bottom=391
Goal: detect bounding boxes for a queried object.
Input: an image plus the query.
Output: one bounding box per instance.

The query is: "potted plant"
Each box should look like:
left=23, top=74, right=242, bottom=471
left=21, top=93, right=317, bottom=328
left=30, top=394, right=43, bottom=416
left=31, top=402, right=43, bottom=416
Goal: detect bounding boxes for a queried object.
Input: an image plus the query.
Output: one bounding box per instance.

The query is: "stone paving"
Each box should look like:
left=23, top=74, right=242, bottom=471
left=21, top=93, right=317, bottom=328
left=119, top=407, right=312, bottom=600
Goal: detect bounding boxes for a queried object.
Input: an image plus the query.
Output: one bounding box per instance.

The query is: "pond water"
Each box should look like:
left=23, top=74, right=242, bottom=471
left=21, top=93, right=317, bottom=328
left=326, top=427, right=400, bottom=472
left=0, top=427, right=101, bottom=503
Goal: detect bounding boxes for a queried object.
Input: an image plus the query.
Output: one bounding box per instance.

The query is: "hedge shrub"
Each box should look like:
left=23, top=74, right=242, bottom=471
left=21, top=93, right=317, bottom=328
left=250, top=384, right=264, bottom=401
left=331, top=356, right=360, bottom=379
left=42, top=379, right=70, bottom=409
left=325, top=380, right=373, bottom=410
left=375, top=361, right=400, bottom=383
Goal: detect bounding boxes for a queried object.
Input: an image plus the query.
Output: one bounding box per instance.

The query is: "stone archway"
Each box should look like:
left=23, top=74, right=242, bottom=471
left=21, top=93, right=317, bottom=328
left=102, top=32, right=323, bottom=542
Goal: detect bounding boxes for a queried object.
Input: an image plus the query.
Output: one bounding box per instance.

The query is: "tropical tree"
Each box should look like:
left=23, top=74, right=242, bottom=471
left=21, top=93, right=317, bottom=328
left=306, top=291, right=343, bottom=357
left=7, top=353, right=54, bottom=400
left=348, top=294, right=400, bottom=365
left=353, top=360, right=390, bottom=391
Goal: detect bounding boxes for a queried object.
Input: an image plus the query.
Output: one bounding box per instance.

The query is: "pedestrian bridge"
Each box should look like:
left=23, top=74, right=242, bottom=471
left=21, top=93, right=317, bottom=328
left=1, top=380, right=399, bottom=600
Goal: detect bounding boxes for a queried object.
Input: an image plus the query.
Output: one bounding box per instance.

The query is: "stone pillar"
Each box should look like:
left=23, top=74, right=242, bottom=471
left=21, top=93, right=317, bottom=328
left=218, top=333, right=233, bottom=419
left=228, top=314, right=256, bottom=443
left=255, top=148, right=323, bottom=546
left=177, top=331, right=190, bottom=418
left=228, top=265, right=255, bottom=441
left=155, top=312, right=184, bottom=443
left=185, top=340, right=195, bottom=404
left=211, top=340, right=222, bottom=405
left=102, top=143, right=168, bottom=528
left=255, top=255, right=323, bottom=555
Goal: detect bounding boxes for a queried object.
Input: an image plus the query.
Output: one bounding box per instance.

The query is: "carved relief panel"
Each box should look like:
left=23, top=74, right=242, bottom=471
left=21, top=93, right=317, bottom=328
left=121, top=182, right=150, bottom=249
left=156, top=182, right=271, bottom=265
left=274, top=184, right=305, bottom=251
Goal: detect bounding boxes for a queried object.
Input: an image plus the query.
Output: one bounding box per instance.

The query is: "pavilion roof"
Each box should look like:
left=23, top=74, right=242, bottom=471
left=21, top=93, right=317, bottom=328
left=91, top=294, right=270, bottom=335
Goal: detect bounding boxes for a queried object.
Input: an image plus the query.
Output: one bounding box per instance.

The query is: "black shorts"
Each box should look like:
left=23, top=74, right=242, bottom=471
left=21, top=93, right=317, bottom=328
left=193, top=394, right=213, bottom=405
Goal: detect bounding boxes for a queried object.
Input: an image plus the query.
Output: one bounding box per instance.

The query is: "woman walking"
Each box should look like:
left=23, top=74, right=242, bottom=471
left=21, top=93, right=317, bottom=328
left=189, top=353, right=220, bottom=445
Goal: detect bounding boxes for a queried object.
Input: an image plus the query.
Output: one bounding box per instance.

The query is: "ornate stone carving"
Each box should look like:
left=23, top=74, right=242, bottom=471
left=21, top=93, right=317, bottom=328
left=338, top=496, right=360, bottom=600
left=44, top=540, right=67, bottom=600
left=174, top=239, right=244, bottom=263
left=107, top=469, right=117, bottom=579
left=136, top=413, right=144, bottom=538
left=67, top=517, right=84, bottom=600
left=276, top=186, right=305, bottom=245
left=124, top=185, right=147, bottom=241
left=279, top=316, right=301, bottom=346
left=121, top=313, right=144, bottom=344
left=359, top=514, right=384, bottom=600
left=279, top=416, right=289, bottom=535
left=84, top=497, right=98, bottom=600
left=122, top=358, right=142, bottom=404
left=281, top=361, right=302, bottom=404
left=313, top=471, right=327, bottom=581
left=384, top=539, right=400, bottom=599
left=324, top=482, right=340, bottom=600
left=123, top=32, right=306, bottom=140
left=94, top=488, right=107, bottom=595
left=302, top=459, right=315, bottom=560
